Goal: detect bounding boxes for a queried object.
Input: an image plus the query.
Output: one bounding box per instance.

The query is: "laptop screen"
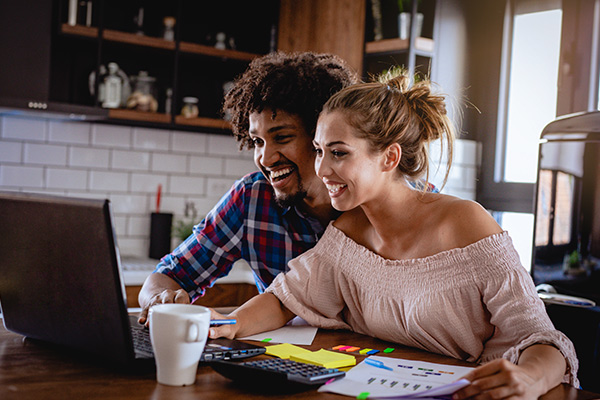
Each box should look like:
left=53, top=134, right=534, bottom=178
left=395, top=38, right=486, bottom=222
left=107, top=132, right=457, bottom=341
left=0, top=192, right=136, bottom=364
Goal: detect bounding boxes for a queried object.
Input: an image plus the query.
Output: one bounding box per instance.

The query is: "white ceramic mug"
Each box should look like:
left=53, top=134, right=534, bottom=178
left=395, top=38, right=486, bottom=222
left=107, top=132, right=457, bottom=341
left=149, top=304, right=210, bottom=386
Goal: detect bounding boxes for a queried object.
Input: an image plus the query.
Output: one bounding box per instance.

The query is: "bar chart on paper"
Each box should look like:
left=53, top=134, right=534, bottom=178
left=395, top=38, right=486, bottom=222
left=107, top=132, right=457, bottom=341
left=318, top=356, right=474, bottom=399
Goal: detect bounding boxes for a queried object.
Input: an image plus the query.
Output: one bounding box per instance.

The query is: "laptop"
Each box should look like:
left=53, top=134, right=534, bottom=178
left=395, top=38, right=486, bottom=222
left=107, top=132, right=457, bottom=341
left=0, top=191, right=265, bottom=366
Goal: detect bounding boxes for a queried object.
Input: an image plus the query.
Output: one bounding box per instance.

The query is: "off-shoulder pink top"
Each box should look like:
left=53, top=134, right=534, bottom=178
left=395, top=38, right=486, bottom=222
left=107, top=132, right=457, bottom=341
left=265, top=223, right=579, bottom=385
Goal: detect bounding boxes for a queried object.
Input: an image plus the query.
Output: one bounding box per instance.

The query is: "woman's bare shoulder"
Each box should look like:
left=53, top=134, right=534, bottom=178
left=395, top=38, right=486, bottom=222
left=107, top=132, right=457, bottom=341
left=435, top=196, right=503, bottom=249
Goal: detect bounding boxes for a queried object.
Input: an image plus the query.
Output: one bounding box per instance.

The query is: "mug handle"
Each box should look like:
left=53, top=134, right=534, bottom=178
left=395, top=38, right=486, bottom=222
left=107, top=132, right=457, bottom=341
left=185, top=320, right=204, bottom=342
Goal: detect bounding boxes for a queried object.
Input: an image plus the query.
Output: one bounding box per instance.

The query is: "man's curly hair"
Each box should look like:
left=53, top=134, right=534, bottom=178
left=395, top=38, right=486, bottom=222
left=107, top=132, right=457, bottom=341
left=223, top=51, right=359, bottom=150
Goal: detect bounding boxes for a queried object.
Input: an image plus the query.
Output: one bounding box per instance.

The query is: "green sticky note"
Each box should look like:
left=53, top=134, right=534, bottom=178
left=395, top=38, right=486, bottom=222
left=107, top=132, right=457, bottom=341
left=383, top=347, right=395, bottom=353
left=261, top=338, right=272, bottom=342
left=357, top=392, right=370, bottom=400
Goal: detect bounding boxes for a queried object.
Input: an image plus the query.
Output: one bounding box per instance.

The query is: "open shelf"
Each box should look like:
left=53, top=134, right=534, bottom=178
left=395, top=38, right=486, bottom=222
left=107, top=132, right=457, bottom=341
left=179, top=42, right=257, bottom=62
left=102, top=29, right=176, bottom=51
left=60, top=24, right=261, bottom=60
left=61, top=23, right=98, bottom=38
left=365, top=37, right=434, bottom=55
left=108, top=109, right=171, bottom=124
left=174, top=115, right=231, bottom=130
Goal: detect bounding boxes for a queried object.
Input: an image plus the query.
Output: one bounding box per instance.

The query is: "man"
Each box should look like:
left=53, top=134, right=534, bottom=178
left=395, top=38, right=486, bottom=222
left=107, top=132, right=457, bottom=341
left=138, top=52, right=359, bottom=324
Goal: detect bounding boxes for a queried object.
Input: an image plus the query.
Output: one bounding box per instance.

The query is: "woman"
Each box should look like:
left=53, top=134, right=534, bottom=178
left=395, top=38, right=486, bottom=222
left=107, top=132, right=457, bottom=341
left=209, top=71, right=578, bottom=399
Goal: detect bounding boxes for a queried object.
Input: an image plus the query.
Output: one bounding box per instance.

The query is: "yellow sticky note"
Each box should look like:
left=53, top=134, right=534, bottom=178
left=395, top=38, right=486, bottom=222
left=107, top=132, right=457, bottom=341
left=265, top=343, right=312, bottom=359
left=290, top=348, right=356, bottom=369
left=359, top=348, right=373, bottom=355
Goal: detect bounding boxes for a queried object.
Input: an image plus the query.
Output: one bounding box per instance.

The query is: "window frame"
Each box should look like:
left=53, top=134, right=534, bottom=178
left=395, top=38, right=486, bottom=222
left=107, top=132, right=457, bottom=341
left=476, top=0, right=600, bottom=214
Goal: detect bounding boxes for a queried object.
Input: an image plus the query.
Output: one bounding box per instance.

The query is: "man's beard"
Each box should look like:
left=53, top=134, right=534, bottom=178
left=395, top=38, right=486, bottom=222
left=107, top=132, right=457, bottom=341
left=274, top=184, right=308, bottom=209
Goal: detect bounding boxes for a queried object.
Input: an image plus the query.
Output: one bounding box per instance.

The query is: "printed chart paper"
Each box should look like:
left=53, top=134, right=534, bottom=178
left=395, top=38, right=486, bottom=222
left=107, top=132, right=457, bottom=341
left=318, top=356, right=474, bottom=399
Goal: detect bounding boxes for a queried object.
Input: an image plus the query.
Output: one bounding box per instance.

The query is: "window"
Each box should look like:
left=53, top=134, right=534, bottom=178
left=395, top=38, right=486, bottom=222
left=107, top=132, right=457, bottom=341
left=478, top=0, right=563, bottom=267
left=503, top=7, right=562, bottom=183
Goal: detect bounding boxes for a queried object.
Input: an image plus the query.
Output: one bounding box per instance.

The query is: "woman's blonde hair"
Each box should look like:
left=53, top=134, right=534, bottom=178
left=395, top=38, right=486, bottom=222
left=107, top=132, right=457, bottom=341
left=321, top=69, right=455, bottom=190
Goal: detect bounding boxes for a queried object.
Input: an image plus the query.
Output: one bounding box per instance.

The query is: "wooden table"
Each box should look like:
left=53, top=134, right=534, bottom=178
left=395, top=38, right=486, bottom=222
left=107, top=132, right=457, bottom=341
left=0, top=322, right=598, bottom=400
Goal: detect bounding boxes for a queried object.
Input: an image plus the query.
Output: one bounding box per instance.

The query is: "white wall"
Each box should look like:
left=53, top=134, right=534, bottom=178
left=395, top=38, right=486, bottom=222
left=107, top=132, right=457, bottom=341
left=0, top=115, right=256, bottom=258
left=0, top=115, right=479, bottom=258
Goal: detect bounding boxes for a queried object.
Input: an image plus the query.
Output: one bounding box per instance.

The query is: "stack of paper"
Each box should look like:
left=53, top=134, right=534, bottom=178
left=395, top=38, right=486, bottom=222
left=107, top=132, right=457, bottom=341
left=318, top=356, right=474, bottom=399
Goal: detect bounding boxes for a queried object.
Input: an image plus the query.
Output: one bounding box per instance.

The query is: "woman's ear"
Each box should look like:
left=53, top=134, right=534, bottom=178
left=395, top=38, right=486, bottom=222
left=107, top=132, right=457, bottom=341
left=382, top=143, right=401, bottom=172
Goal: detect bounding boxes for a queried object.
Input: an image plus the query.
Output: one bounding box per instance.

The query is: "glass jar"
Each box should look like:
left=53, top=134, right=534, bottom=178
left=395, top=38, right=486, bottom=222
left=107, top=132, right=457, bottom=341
left=126, top=71, right=158, bottom=112
left=181, top=97, right=199, bottom=118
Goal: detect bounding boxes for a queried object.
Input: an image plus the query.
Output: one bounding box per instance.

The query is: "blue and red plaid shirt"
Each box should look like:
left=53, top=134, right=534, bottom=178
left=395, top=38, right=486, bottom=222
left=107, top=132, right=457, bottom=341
left=155, top=172, right=327, bottom=301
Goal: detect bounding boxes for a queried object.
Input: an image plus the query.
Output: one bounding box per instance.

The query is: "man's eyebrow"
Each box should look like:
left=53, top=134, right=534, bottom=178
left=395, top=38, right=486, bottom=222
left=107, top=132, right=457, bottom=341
left=268, top=124, right=297, bottom=133
left=250, top=124, right=298, bottom=135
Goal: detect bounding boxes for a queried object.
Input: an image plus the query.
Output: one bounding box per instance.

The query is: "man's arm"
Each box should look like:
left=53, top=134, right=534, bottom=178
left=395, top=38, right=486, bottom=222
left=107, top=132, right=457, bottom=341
left=136, top=175, right=260, bottom=326
left=137, top=272, right=191, bottom=325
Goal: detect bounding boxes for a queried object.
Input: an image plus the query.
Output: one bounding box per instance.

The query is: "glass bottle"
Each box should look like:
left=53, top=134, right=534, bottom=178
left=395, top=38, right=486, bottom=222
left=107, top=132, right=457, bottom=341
left=102, top=62, right=122, bottom=109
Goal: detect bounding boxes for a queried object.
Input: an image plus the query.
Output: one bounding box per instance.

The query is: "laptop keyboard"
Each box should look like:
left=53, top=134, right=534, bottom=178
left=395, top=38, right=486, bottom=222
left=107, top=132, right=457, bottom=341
left=130, top=323, right=154, bottom=358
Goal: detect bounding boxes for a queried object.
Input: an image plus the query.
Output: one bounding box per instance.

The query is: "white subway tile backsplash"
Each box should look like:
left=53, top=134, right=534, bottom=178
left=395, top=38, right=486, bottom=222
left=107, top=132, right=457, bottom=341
left=24, top=143, right=67, bottom=166
left=69, top=146, right=110, bottom=168
left=112, top=150, right=151, bottom=171
left=127, top=215, right=151, bottom=236
left=113, top=215, right=128, bottom=237
left=117, top=237, right=149, bottom=258
left=0, top=141, right=22, bottom=162
left=206, top=177, right=236, bottom=199
left=130, top=172, right=168, bottom=193
left=133, top=127, right=170, bottom=150
left=92, top=124, right=132, bottom=148
left=109, top=193, right=148, bottom=214
left=224, top=158, right=258, bottom=177
left=48, top=121, right=90, bottom=145
left=207, top=134, right=245, bottom=157
left=170, top=175, right=206, bottom=196
left=172, top=131, right=208, bottom=154
left=2, top=116, right=47, bottom=141
left=189, top=155, right=224, bottom=175
left=90, top=170, right=129, bottom=192
left=156, top=194, right=185, bottom=214
left=0, top=165, right=44, bottom=188
left=46, top=168, right=88, bottom=190
left=151, top=152, right=187, bottom=173
left=191, top=196, right=224, bottom=218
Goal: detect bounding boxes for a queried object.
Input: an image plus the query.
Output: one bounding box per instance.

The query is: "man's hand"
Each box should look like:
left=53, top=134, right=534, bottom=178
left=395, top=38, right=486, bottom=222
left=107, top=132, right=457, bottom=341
left=138, top=288, right=190, bottom=327
left=137, top=273, right=190, bottom=327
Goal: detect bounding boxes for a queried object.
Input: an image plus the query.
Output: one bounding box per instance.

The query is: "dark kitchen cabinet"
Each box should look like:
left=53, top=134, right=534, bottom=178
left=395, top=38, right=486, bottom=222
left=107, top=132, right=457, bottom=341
left=0, top=0, right=278, bottom=133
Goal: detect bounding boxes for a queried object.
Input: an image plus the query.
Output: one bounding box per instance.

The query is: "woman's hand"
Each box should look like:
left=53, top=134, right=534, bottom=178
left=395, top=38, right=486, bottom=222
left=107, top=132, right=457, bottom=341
left=208, top=309, right=239, bottom=339
left=453, top=344, right=566, bottom=399
left=453, top=358, right=543, bottom=399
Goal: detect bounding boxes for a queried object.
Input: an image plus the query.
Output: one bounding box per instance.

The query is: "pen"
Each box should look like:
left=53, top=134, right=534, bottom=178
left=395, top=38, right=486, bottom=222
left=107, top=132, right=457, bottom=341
left=210, top=319, right=237, bottom=326
left=365, top=358, right=394, bottom=371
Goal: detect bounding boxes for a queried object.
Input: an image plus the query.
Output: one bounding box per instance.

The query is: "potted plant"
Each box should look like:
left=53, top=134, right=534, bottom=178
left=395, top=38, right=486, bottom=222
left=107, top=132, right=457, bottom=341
left=398, top=0, right=423, bottom=40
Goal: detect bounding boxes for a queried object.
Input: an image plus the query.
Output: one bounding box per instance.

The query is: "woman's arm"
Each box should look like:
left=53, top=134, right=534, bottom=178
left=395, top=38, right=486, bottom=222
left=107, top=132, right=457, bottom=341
left=453, top=344, right=566, bottom=399
left=209, top=293, right=296, bottom=339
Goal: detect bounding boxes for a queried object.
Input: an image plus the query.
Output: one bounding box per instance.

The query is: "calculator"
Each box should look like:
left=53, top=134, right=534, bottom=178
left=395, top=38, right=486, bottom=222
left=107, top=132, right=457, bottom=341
left=210, top=357, right=346, bottom=388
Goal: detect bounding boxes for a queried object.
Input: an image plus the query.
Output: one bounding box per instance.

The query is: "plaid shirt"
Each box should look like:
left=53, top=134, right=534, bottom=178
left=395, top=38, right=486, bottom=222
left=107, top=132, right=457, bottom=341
left=155, top=172, right=326, bottom=301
